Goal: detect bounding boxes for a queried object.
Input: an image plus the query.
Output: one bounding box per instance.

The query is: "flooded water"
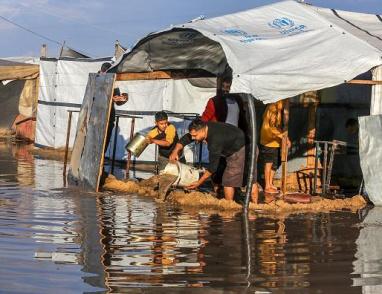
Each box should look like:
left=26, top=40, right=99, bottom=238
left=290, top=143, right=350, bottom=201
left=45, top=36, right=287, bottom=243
left=0, top=141, right=381, bottom=293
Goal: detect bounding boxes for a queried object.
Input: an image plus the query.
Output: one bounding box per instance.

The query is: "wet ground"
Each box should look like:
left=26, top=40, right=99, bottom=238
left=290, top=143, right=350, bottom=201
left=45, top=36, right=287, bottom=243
left=0, top=141, right=381, bottom=293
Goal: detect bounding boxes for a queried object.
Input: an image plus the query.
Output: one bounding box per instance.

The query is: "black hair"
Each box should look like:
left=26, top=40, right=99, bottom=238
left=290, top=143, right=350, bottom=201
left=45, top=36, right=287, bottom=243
left=155, top=111, right=168, bottom=122
left=188, top=118, right=207, bottom=132
left=222, top=76, right=232, bottom=84
left=345, top=118, right=358, bottom=128
left=100, top=62, right=112, bottom=73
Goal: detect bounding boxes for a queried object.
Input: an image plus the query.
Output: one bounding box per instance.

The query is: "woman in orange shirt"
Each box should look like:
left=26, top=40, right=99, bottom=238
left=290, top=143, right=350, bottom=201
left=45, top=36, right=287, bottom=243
left=260, top=100, right=290, bottom=194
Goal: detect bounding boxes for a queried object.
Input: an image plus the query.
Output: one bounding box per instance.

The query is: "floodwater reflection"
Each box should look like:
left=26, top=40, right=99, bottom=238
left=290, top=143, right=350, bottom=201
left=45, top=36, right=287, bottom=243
left=0, top=141, right=380, bottom=293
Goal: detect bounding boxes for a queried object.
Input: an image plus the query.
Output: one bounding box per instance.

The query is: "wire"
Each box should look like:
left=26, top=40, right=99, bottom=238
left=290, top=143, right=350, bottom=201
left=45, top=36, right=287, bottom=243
left=0, top=14, right=62, bottom=46
left=0, top=14, right=95, bottom=57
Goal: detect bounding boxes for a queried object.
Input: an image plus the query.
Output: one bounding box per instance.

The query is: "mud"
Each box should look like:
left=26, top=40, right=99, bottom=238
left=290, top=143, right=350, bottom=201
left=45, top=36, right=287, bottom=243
left=103, top=175, right=367, bottom=215
left=0, top=128, right=14, bottom=137
left=30, top=147, right=70, bottom=161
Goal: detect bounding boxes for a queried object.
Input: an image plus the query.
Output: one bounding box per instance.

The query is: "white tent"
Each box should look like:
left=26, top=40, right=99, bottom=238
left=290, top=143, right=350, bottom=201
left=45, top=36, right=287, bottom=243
left=114, top=0, right=382, bottom=104
left=35, top=57, right=216, bottom=162
left=35, top=57, right=111, bottom=149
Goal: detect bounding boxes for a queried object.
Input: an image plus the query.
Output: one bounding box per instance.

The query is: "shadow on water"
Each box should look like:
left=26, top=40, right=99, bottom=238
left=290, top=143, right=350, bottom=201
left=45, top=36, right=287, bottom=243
left=0, top=141, right=380, bottom=293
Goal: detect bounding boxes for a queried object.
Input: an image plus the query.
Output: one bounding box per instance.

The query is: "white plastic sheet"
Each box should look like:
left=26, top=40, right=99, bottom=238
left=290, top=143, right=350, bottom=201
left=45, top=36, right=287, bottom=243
left=359, top=115, right=382, bottom=206
left=35, top=58, right=110, bottom=148
left=370, top=66, right=382, bottom=115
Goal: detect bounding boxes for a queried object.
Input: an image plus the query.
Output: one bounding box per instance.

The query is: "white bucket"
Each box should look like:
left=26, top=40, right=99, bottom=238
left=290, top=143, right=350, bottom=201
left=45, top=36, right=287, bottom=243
left=160, top=162, right=200, bottom=187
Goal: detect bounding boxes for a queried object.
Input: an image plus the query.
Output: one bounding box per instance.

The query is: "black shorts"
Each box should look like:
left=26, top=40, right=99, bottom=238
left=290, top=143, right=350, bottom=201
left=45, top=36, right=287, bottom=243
left=260, top=145, right=280, bottom=171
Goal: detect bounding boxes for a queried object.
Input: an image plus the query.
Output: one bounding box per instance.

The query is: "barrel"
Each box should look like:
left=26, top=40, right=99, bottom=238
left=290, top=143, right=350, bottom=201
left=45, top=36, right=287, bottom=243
left=160, top=161, right=200, bottom=187
left=125, top=133, right=148, bottom=157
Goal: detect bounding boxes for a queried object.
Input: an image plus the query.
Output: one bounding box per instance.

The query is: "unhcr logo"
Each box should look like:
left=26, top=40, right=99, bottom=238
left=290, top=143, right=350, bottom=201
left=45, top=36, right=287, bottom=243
left=268, top=17, right=310, bottom=36
left=268, top=17, right=295, bottom=29
left=222, top=28, right=263, bottom=43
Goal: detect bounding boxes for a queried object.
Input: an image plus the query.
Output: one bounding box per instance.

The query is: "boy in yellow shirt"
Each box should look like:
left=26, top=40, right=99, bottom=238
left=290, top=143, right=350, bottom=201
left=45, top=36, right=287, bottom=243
left=146, top=111, right=184, bottom=169
left=260, top=100, right=290, bottom=194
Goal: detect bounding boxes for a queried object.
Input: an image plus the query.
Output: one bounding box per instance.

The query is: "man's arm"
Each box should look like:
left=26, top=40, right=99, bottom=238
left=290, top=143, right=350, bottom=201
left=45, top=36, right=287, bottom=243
left=186, top=148, right=220, bottom=190
left=169, top=143, right=184, bottom=161
left=149, top=138, right=171, bottom=147
left=186, top=170, right=212, bottom=189
left=201, top=98, right=216, bottom=122
left=148, top=125, right=176, bottom=147
left=169, top=133, right=193, bottom=161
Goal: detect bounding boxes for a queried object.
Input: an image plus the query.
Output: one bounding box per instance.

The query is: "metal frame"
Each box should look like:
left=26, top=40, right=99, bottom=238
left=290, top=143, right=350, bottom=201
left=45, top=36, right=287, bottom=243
left=312, top=140, right=347, bottom=195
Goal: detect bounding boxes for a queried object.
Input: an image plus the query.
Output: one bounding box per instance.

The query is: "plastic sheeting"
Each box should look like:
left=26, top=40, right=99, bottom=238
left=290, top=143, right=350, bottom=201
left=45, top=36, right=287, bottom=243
left=0, top=80, right=23, bottom=129
left=359, top=115, right=382, bottom=206
left=0, top=59, right=39, bottom=80
left=115, top=0, right=382, bottom=104
left=35, top=58, right=109, bottom=148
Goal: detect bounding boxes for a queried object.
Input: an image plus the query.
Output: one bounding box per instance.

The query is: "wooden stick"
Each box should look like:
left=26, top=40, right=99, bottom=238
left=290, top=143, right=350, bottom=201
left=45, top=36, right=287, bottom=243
left=116, top=71, right=172, bottom=81
left=63, top=111, right=73, bottom=186
left=347, top=79, right=382, bottom=85
left=116, top=70, right=215, bottom=81
left=125, top=117, right=135, bottom=179
left=111, top=116, right=119, bottom=175
left=281, top=99, right=290, bottom=195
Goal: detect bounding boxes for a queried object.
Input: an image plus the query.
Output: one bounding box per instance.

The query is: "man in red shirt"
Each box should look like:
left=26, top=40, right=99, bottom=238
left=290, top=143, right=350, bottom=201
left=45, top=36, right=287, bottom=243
left=201, top=77, right=236, bottom=124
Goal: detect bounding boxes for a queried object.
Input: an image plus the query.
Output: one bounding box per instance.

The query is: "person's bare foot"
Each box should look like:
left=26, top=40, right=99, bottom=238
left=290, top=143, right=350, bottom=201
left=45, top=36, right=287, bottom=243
left=251, top=183, right=259, bottom=204
left=265, top=194, right=276, bottom=203
left=264, top=187, right=278, bottom=194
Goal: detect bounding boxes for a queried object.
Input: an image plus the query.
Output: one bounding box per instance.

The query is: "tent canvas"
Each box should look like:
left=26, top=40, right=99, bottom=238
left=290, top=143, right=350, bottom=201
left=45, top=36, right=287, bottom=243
left=35, top=57, right=111, bottom=148
left=0, top=59, right=39, bottom=133
left=114, top=0, right=382, bottom=104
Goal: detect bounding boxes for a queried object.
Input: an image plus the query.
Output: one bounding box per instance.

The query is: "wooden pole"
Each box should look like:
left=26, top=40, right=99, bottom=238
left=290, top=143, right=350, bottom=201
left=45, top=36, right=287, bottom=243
left=111, top=116, right=119, bottom=175
left=347, top=79, right=382, bottom=85
left=125, top=117, right=135, bottom=179
left=305, top=91, right=319, bottom=168
left=281, top=99, right=290, bottom=195
left=40, top=44, right=47, bottom=58
left=63, top=111, right=73, bottom=186
left=116, top=71, right=172, bottom=81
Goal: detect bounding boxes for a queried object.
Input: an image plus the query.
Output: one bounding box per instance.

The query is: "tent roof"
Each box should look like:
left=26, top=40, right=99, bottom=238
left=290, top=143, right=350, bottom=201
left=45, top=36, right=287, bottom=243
left=0, top=59, right=39, bottom=80
left=114, top=0, right=382, bottom=103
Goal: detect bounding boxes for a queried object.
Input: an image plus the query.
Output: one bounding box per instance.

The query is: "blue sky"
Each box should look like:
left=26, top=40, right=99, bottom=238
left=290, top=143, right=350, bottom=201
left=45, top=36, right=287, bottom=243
left=0, top=0, right=381, bottom=58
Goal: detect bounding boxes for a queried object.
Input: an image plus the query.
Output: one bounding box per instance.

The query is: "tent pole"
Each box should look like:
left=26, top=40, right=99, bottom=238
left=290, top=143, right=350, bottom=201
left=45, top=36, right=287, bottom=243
left=125, top=118, right=135, bottom=179
left=244, top=95, right=256, bottom=214
left=281, top=99, right=290, bottom=195
left=111, top=116, right=119, bottom=175
left=63, top=110, right=73, bottom=186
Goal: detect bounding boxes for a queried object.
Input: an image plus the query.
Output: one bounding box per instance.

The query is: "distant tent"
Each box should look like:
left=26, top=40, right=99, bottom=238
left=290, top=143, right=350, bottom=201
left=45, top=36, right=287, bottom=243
left=0, top=59, right=39, bottom=140
left=0, top=59, right=38, bottom=80
left=60, top=46, right=90, bottom=59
